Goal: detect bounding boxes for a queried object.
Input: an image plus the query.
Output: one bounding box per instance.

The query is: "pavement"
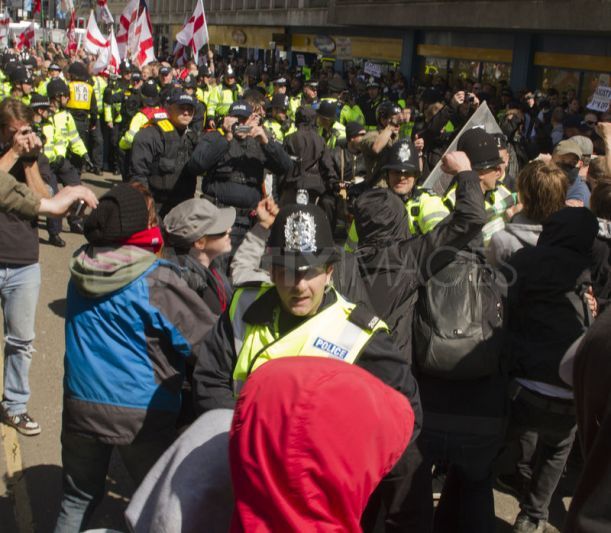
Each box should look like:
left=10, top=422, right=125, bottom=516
left=0, top=171, right=574, bottom=533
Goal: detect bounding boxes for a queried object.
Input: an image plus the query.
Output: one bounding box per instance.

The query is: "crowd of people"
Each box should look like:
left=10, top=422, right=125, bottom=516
left=0, top=39, right=610, bottom=533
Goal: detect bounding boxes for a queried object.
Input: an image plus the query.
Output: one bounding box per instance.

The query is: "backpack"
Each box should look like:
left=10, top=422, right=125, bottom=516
left=413, top=251, right=504, bottom=380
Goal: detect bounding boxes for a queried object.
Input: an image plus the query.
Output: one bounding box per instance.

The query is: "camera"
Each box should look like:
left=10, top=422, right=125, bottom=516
left=233, top=124, right=252, bottom=135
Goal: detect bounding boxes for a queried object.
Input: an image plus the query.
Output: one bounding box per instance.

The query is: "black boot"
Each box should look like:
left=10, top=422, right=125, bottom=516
left=48, top=233, right=66, bottom=247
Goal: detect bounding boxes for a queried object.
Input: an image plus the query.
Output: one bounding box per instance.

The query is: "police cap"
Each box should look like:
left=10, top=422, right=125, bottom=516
left=229, top=101, right=253, bottom=118
left=268, top=204, right=339, bottom=271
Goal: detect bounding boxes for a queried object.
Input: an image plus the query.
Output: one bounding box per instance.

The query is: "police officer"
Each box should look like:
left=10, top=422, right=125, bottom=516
left=339, top=89, right=365, bottom=126
left=118, top=79, right=166, bottom=179
left=182, top=75, right=206, bottom=133
left=104, top=61, right=132, bottom=174
left=30, top=93, right=65, bottom=247
left=317, top=100, right=346, bottom=149
left=360, top=77, right=383, bottom=131
left=65, top=61, right=99, bottom=174
left=130, top=90, right=199, bottom=216
left=195, top=66, right=219, bottom=128
left=263, top=94, right=295, bottom=143
left=302, top=79, right=319, bottom=108
left=270, top=76, right=288, bottom=99
left=183, top=100, right=293, bottom=251
left=9, top=67, right=34, bottom=105
left=44, top=78, right=89, bottom=233
left=208, top=65, right=243, bottom=121
left=192, top=201, right=420, bottom=412
left=443, top=128, right=516, bottom=245
left=345, top=138, right=449, bottom=252
left=192, top=202, right=421, bottom=529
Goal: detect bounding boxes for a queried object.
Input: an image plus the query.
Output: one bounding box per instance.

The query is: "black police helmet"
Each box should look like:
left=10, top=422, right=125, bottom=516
left=68, top=61, right=89, bottom=81
left=376, top=100, right=402, bottom=125
left=47, top=79, right=70, bottom=99
left=457, top=128, right=503, bottom=170
left=382, top=138, right=420, bottom=174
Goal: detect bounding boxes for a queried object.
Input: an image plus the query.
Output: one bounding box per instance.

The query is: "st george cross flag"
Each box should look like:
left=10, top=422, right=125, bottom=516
left=176, top=0, right=209, bottom=64
left=97, top=0, right=114, bottom=24
left=84, top=10, right=108, bottom=55
left=17, top=21, right=36, bottom=50
left=116, top=0, right=138, bottom=59
left=133, top=6, right=155, bottom=67
left=93, top=27, right=120, bottom=75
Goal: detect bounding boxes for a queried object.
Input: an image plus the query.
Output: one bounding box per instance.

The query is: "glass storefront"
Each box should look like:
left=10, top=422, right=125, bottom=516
left=536, top=68, right=610, bottom=103
left=420, top=56, right=512, bottom=89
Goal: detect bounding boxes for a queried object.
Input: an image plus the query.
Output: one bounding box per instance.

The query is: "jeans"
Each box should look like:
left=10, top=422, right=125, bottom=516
left=421, top=426, right=503, bottom=533
left=54, top=431, right=175, bottom=533
left=505, top=392, right=577, bottom=522
left=0, top=263, right=41, bottom=416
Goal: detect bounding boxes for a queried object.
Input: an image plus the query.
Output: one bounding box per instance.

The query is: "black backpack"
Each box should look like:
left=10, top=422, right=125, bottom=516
left=413, top=251, right=504, bottom=380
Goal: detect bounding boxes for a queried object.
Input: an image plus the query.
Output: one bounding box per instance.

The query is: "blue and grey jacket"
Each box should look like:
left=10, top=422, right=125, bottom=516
left=63, top=245, right=216, bottom=445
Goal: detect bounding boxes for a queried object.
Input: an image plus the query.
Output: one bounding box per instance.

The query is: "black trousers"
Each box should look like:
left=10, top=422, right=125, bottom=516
left=362, top=436, right=434, bottom=533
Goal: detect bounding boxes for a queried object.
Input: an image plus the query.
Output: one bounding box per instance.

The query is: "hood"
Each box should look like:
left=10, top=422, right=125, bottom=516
left=295, top=106, right=318, bottom=127
left=505, top=212, right=543, bottom=247
left=538, top=207, right=599, bottom=255
left=229, top=357, right=414, bottom=532
left=598, top=218, right=611, bottom=241
left=354, top=188, right=411, bottom=249
left=69, top=244, right=157, bottom=297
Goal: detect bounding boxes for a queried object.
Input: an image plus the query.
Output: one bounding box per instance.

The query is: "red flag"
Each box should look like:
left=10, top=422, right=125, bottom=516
left=33, top=0, right=41, bottom=15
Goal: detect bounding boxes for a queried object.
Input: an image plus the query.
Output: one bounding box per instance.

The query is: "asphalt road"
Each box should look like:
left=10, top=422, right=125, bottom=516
left=0, top=171, right=573, bottom=533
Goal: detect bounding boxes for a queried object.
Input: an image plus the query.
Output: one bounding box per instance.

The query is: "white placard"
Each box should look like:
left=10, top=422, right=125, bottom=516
left=296, top=54, right=305, bottom=67
left=587, top=85, right=611, bottom=113
left=363, top=61, right=382, bottom=78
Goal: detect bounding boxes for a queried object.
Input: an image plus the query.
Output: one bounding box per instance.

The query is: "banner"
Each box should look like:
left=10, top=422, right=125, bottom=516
left=422, top=102, right=503, bottom=195
left=363, top=61, right=382, bottom=78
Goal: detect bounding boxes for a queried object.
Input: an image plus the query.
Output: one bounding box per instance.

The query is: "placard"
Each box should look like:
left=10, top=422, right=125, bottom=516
left=296, top=54, right=305, bottom=67
left=587, top=85, right=611, bottom=113
left=363, top=61, right=382, bottom=78
left=335, top=36, right=352, bottom=60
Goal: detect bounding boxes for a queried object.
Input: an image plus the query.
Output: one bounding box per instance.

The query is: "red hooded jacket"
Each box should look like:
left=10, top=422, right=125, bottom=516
left=229, top=357, right=414, bottom=532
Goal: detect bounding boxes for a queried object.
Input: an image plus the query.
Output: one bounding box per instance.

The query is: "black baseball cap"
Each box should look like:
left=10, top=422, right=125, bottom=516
left=229, top=101, right=253, bottom=118
left=159, top=66, right=172, bottom=76
left=166, top=90, right=196, bottom=107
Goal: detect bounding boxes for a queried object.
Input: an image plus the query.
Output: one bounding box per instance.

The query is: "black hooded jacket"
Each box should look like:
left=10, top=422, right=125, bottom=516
left=503, top=207, right=598, bottom=389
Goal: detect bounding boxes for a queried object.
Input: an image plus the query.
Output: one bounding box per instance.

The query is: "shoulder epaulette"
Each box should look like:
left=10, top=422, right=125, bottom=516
left=348, top=304, right=381, bottom=331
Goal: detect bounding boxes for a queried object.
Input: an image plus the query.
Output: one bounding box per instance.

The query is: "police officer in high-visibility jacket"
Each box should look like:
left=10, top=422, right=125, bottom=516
left=192, top=202, right=421, bottom=416
left=208, top=65, right=242, bottom=121
left=130, top=90, right=199, bottom=217
left=262, top=94, right=295, bottom=143
left=317, top=100, right=346, bottom=149
left=9, top=67, right=34, bottom=105
left=65, top=61, right=98, bottom=174
left=195, top=66, right=218, bottom=128
left=442, top=128, right=515, bottom=246
left=192, top=202, right=421, bottom=529
left=344, top=138, right=449, bottom=252
left=45, top=79, right=90, bottom=233
left=36, top=63, right=63, bottom=97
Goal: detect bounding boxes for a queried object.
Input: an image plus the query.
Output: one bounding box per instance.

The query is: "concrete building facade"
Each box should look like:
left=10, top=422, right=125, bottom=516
left=103, top=1, right=611, bottom=99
